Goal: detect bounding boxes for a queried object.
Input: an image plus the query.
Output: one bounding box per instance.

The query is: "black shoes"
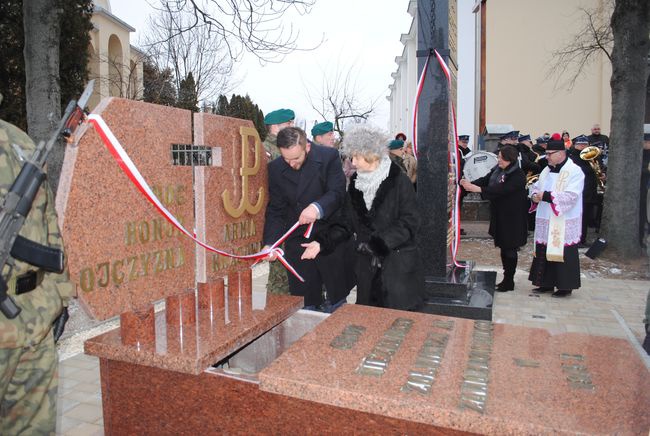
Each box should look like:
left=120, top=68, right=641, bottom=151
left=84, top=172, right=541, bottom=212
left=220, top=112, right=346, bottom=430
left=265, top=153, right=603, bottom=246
left=532, top=287, right=553, bottom=293
left=551, top=289, right=573, bottom=298
left=496, top=279, right=514, bottom=292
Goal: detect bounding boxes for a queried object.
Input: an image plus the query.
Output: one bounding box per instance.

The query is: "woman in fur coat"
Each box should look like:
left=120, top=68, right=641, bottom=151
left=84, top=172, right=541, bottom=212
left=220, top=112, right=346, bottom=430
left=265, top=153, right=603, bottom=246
left=341, top=126, right=424, bottom=311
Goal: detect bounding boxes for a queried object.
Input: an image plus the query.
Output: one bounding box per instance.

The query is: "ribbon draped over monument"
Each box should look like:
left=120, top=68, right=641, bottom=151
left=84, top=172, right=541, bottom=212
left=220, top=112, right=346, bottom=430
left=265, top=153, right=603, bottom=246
left=86, top=114, right=310, bottom=282
left=412, top=50, right=465, bottom=268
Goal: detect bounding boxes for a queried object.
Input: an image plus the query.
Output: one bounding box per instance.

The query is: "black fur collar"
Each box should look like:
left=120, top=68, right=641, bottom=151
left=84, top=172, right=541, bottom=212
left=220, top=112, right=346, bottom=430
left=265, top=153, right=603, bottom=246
left=349, top=162, right=402, bottom=228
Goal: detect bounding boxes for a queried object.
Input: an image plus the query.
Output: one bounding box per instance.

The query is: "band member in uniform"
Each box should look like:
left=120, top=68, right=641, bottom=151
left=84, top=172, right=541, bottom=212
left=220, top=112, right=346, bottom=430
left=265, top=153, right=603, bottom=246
left=458, top=134, right=471, bottom=158
left=528, top=135, right=584, bottom=297
left=569, top=135, right=598, bottom=247
left=457, top=135, right=471, bottom=234
left=498, top=130, right=519, bottom=148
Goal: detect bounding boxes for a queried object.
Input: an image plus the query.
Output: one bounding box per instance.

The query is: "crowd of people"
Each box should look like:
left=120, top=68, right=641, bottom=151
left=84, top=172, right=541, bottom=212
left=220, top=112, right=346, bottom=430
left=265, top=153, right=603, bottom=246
left=461, top=126, right=613, bottom=297
left=261, top=108, right=425, bottom=313
left=262, top=106, right=623, bottom=312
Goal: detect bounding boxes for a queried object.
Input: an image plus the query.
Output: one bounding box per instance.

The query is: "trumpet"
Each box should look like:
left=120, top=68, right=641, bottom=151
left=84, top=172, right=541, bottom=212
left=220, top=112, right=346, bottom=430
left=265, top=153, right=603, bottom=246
left=580, top=146, right=605, bottom=193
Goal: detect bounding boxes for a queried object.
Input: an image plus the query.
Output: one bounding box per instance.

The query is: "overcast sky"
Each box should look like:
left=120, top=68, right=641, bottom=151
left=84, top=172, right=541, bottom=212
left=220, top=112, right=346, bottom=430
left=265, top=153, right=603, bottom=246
left=108, top=0, right=476, bottom=141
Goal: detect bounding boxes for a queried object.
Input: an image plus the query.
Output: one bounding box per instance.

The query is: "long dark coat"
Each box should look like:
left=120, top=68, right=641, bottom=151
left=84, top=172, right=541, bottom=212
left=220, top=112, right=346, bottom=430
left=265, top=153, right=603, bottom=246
left=348, top=162, right=424, bottom=311
left=569, top=148, right=598, bottom=204
left=263, top=144, right=354, bottom=307
left=473, top=164, right=528, bottom=249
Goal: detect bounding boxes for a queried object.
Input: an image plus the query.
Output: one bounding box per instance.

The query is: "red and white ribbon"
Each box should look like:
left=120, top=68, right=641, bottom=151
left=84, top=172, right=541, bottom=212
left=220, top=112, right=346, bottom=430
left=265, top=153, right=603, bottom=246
left=432, top=50, right=465, bottom=268
left=86, top=114, right=313, bottom=282
left=411, top=54, right=430, bottom=160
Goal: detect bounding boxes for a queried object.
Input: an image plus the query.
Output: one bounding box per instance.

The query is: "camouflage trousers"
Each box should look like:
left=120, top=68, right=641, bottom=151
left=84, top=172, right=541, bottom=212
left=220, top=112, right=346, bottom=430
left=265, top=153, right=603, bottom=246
left=0, top=329, right=58, bottom=435
left=267, top=244, right=289, bottom=295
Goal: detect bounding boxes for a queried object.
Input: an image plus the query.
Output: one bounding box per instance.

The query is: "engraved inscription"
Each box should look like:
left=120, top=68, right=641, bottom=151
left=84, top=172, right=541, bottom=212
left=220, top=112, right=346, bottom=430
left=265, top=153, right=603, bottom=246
left=433, top=319, right=455, bottom=330
left=561, top=353, right=594, bottom=390
left=459, top=321, right=493, bottom=414
left=210, top=241, right=262, bottom=272
left=513, top=358, right=541, bottom=368
left=401, top=331, right=449, bottom=395
left=79, top=246, right=186, bottom=293
left=223, top=219, right=257, bottom=242
left=330, top=325, right=366, bottom=350
left=357, top=318, right=413, bottom=377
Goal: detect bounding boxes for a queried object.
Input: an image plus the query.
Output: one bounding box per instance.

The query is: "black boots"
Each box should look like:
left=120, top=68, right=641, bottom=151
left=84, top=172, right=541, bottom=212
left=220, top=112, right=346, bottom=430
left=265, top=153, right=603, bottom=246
left=496, top=254, right=517, bottom=292
left=551, top=289, right=572, bottom=298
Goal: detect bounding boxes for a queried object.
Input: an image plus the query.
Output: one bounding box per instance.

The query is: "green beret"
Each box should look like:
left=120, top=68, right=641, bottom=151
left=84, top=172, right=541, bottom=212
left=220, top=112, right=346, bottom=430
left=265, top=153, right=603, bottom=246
left=388, top=139, right=405, bottom=150
left=264, top=108, right=295, bottom=125
left=311, top=121, right=333, bottom=137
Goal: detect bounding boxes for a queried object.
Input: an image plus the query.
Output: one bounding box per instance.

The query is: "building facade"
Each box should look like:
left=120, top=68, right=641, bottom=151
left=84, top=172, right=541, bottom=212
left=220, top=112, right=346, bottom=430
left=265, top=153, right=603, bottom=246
left=387, top=1, right=418, bottom=138
left=88, top=0, right=143, bottom=109
left=388, top=0, right=625, bottom=146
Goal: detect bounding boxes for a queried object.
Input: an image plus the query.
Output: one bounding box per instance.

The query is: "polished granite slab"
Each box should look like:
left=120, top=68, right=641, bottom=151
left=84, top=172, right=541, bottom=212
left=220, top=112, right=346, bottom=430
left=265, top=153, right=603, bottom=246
left=85, top=293, right=303, bottom=375
left=259, top=304, right=650, bottom=435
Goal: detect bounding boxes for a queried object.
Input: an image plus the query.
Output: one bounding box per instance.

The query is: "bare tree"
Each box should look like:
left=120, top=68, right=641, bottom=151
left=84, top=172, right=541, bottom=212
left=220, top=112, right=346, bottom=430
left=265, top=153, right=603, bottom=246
left=546, top=0, right=614, bottom=91
left=303, top=62, right=378, bottom=141
left=91, top=52, right=145, bottom=100
left=600, top=0, right=650, bottom=259
left=143, top=4, right=237, bottom=106
left=547, top=0, right=650, bottom=259
left=151, top=0, right=318, bottom=63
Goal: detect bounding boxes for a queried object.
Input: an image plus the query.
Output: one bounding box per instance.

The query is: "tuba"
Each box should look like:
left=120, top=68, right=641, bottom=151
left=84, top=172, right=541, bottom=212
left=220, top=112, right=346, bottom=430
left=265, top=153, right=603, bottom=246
left=580, top=146, right=605, bottom=193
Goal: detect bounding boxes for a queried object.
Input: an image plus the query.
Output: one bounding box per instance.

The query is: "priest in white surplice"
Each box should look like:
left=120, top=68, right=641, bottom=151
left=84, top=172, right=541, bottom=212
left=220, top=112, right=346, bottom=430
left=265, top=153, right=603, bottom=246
left=528, top=134, right=585, bottom=297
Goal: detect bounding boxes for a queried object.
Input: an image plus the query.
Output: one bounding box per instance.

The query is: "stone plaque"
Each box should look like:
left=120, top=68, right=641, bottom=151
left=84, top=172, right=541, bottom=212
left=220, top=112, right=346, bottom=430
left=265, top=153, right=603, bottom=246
left=259, top=305, right=650, bottom=435
left=57, top=98, right=195, bottom=320
left=193, top=113, right=267, bottom=282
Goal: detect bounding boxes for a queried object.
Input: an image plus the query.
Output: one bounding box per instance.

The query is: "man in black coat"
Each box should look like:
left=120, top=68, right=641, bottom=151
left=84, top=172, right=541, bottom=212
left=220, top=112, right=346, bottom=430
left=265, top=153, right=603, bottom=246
left=263, top=127, right=353, bottom=311
left=587, top=123, right=609, bottom=169
left=569, top=135, right=598, bottom=247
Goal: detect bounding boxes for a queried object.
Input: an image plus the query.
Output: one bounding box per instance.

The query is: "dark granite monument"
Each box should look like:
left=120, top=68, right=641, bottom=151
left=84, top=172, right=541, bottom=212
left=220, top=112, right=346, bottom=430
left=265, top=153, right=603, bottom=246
left=415, top=0, right=495, bottom=320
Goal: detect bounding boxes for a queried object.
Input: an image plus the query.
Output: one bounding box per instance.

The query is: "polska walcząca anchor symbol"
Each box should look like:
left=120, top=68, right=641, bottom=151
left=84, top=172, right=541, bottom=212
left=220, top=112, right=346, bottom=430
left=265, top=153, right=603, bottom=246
left=222, top=126, right=265, bottom=218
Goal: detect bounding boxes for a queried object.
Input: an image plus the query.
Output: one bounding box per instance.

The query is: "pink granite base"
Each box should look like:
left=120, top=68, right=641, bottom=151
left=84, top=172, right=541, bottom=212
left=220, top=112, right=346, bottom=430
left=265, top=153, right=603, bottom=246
left=98, top=358, right=467, bottom=435
left=85, top=294, right=303, bottom=375
left=197, top=278, right=225, bottom=311
left=165, top=290, right=196, bottom=326
left=259, top=304, right=650, bottom=435
left=120, top=305, right=155, bottom=346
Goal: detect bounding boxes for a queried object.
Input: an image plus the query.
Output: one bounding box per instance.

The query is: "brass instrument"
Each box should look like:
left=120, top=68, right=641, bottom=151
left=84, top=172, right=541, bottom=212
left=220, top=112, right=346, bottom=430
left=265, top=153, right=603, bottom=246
left=580, top=146, right=605, bottom=193
left=525, top=151, right=542, bottom=189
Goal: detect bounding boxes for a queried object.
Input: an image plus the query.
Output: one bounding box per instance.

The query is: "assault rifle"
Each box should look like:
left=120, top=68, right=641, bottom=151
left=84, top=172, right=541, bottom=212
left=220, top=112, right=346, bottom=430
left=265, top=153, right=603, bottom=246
left=0, top=80, right=94, bottom=318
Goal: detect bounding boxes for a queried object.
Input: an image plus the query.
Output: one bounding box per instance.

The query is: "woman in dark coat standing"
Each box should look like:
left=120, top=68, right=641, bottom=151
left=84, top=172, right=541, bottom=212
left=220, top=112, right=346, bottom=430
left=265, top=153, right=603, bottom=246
left=460, top=145, right=528, bottom=291
left=341, top=126, right=423, bottom=311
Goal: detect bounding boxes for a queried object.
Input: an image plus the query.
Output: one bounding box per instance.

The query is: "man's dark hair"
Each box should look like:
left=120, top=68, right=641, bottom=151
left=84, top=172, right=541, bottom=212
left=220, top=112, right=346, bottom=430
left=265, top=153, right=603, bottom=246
left=277, top=127, right=307, bottom=149
left=499, top=145, right=519, bottom=163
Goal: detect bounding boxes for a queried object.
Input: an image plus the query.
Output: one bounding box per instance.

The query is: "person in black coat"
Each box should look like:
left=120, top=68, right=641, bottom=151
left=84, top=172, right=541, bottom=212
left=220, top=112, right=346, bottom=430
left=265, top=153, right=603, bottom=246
left=341, top=126, right=424, bottom=311
left=460, top=145, right=528, bottom=291
left=569, top=135, right=599, bottom=246
left=263, top=127, right=355, bottom=311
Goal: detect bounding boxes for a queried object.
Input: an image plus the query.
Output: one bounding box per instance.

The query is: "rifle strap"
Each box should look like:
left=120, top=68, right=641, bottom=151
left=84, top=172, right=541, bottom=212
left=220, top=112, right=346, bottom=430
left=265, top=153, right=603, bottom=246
left=10, top=235, right=64, bottom=273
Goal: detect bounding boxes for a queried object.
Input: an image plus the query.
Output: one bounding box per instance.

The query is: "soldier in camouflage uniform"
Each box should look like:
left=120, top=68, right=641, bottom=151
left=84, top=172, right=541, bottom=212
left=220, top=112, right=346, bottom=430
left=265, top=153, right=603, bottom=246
left=263, top=109, right=295, bottom=295
left=0, top=97, right=75, bottom=434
